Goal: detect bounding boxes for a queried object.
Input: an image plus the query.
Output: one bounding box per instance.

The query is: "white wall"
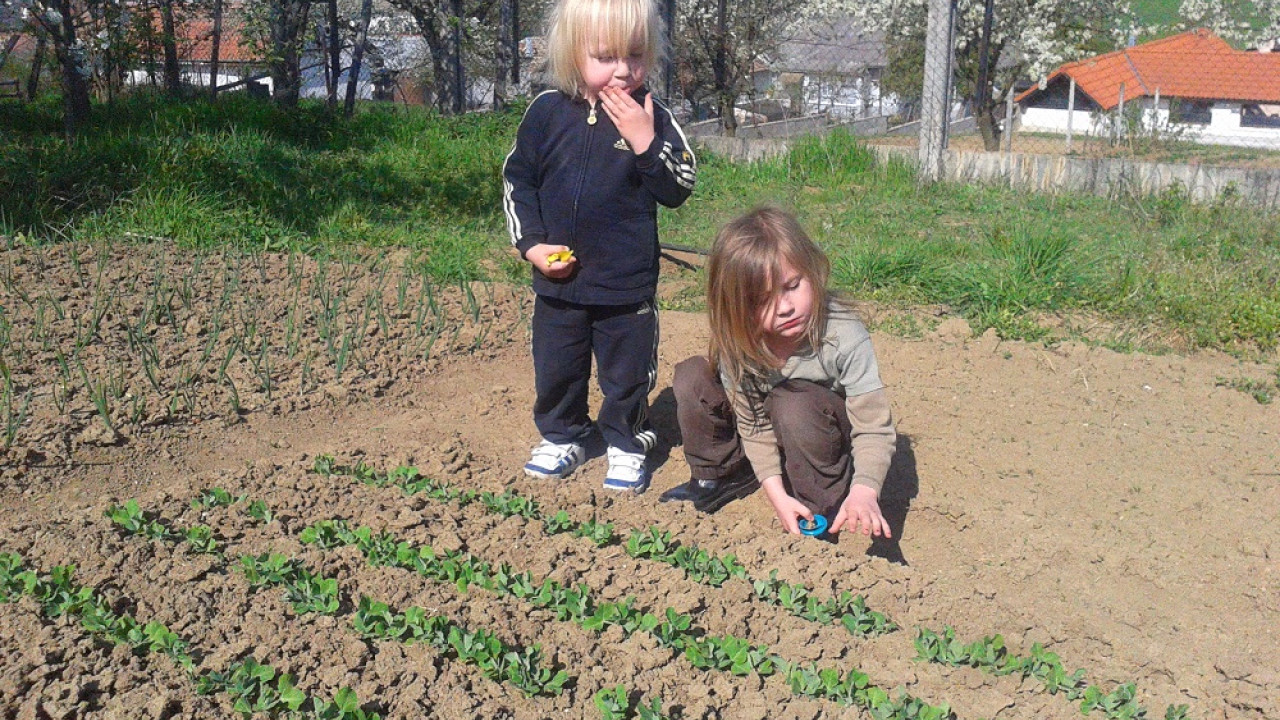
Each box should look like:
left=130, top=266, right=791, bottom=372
left=1020, top=100, right=1280, bottom=150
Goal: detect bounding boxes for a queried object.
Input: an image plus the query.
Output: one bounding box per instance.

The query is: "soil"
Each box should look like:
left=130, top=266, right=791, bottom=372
left=0, top=242, right=1276, bottom=720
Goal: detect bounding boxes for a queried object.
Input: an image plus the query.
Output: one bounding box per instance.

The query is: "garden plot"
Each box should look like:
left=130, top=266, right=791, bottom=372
left=1, top=244, right=1277, bottom=719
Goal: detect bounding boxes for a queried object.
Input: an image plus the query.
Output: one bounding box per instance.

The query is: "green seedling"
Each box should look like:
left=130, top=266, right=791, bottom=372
left=1080, top=683, right=1143, bottom=720
left=300, top=519, right=358, bottom=548
left=192, top=487, right=244, bottom=509
left=593, top=685, right=630, bottom=720
left=625, top=527, right=675, bottom=560
left=481, top=490, right=540, bottom=519
left=542, top=509, right=575, bottom=535
left=105, top=499, right=173, bottom=540
left=184, top=525, right=219, bottom=554
left=284, top=569, right=340, bottom=615
left=237, top=552, right=295, bottom=588
left=573, top=519, right=616, bottom=547
left=246, top=499, right=274, bottom=523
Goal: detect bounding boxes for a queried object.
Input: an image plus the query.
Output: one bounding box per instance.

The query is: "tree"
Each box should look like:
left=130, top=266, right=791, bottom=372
left=240, top=0, right=313, bottom=106
left=156, top=0, right=182, bottom=95
left=208, top=0, right=222, bottom=97
left=845, top=0, right=1132, bottom=150
left=673, top=0, right=812, bottom=136
left=344, top=0, right=372, bottom=114
left=14, top=0, right=93, bottom=135
left=1173, top=0, right=1280, bottom=46
left=387, top=0, right=500, bottom=113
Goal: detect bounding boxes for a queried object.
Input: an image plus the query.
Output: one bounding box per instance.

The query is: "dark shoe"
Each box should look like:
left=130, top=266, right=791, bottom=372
left=658, top=478, right=719, bottom=503
left=692, top=470, right=759, bottom=514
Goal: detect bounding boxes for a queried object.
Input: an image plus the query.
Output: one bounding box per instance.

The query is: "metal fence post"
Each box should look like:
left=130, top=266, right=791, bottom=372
left=920, top=0, right=956, bottom=183
left=1064, top=77, right=1075, bottom=151
left=1115, top=82, right=1125, bottom=146
left=1004, top=88, right=1014, bottom=154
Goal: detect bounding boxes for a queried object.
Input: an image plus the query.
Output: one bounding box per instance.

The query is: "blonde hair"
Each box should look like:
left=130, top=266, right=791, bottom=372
left=707, top=207, right=832, bottom=391
left=544, top=0, right=665, bottom=97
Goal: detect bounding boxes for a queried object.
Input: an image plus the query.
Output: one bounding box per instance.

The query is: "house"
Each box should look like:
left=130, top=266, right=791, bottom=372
left=1016, top=29, right=1280, bottom=149
left=751, top=17, right=890, bottom=121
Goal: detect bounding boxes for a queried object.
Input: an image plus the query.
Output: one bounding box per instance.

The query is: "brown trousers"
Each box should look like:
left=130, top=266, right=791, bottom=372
left=673, top=356, right=853, bottom=517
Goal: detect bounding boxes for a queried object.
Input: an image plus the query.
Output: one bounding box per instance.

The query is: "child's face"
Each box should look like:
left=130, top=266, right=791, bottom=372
left=758, top=259, right=815, bottom=346
left=579, top=36, right=648, bottom=102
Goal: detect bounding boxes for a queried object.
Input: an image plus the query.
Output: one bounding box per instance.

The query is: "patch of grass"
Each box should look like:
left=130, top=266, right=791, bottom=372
left=1215, top=375, right=1277, bottom=404
left=3, top=95, right=1278, bottom=354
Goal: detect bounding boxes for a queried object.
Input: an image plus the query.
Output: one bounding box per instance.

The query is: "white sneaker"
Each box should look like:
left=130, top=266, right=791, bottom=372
left=523, top=440, right=586, bottom=480
left=603, top=447, right=650, bottom=493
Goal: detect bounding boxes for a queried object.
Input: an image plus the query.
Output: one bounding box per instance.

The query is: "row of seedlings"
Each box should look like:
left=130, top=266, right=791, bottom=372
left=315, top=458, right=896, bottom=638
left=298, top=517, right=953, bottom=719
left=317, top=457, right=1191, bottom=720
left=0, top=552, right=377, bottom=719
left=106, top=497, right=574, bottom=702
left=914, top=627, right=1191, bottom=720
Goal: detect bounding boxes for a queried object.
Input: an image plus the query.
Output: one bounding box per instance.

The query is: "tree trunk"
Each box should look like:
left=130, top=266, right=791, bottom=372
left=210, top=0, right=223, bottom=98
left=53, top=0, right=91, bottom=136
left=404, top=5, right=453, bottom=113
left=326, top=0, right=340, bottom=108
left=269, top=0, right=312, bottom=107
left=160, top=0, right=182, bottom=95
left=344, top=0, right=373, bottom=116
left=494, top=0, right=511, bottom=109
left=26, top=31, right=46, bottom=100
left=713, top=0, right=736, bottom=136
left=975, top=105, right=1001, bottom=150
left=449, top=0, right=464, bottom=114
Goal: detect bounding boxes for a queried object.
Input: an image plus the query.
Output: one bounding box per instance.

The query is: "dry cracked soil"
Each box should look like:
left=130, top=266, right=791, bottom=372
left=0, top=242, right=1276, bottom=719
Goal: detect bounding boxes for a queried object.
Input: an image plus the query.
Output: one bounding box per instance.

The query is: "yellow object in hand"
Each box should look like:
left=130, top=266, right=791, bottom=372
left=546, top=249, right=575, bottom=266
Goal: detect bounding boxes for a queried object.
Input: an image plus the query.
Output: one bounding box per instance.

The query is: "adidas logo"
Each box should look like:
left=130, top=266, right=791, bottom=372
left=614, top=138, right=631, bottom=151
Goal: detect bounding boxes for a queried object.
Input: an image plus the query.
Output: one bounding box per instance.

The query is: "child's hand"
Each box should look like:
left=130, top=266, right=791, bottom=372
left=600, top=87, right=655, bottom=155
left=831, top=484, right=891, bottom=538
left=761, top=475, right=812, bottom=535
left=527, top=243, right=576, bottom=279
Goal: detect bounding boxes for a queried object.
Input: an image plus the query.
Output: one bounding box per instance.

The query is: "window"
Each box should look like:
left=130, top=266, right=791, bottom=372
left=1240, top=103, right=1280, bottom=128
left=1169, top=99, right=1212, bottom=125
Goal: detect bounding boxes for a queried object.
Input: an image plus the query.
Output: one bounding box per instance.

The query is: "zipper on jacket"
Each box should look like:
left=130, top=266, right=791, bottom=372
left=571, top=99, right=598, bottom=236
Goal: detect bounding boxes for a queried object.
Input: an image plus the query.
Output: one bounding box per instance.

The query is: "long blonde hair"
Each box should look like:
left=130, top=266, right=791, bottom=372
left=707, top=207, right=832, bottom=391
left=544, top=0, right=665, bottom=97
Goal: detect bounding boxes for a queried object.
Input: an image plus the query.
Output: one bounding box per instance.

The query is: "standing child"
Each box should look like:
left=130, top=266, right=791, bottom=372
left=503, top=0, right=696, bottom=492
left=663, top=207, right=896, bottom=537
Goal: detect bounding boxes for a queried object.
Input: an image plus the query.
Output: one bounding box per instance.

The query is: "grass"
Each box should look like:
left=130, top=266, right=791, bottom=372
left=1, top=91, right=1278, bottom=355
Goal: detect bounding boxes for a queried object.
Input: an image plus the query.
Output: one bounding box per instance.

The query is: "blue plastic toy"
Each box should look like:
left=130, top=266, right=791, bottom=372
left=799, top=514, right=828, bottom=536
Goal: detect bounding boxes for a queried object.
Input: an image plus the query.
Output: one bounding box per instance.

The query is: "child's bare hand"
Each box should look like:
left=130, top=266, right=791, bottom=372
left=600, top=88, right=655, bottom=155
left=526, top=244, right=577, bottom=279
left=761, top=475, right=811, bottom=535
left=832, top=484, right=891, bottom=538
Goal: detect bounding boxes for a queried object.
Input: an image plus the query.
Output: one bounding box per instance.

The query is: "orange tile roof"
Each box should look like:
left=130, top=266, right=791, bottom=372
left=177, top=19, right=259, bottom=64
left=1018, top=28, right=1280, bottom=109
